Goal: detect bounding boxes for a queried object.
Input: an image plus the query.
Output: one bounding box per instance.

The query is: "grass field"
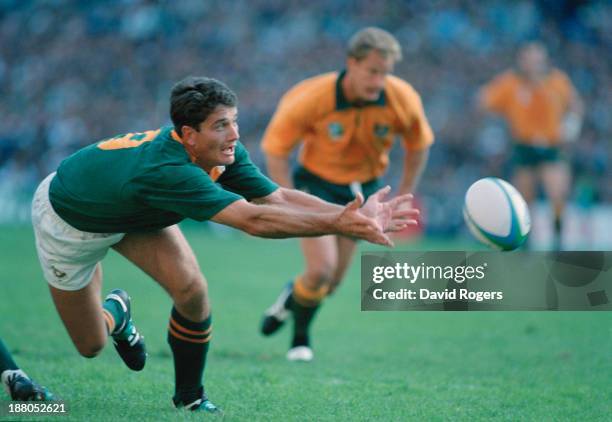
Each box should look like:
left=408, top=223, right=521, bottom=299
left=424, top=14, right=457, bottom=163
left=0, top=224, right=610, bottom=421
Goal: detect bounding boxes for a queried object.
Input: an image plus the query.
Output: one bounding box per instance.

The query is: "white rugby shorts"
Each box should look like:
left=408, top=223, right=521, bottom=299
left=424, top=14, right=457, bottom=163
left=31, top=173, right=125, bottom=291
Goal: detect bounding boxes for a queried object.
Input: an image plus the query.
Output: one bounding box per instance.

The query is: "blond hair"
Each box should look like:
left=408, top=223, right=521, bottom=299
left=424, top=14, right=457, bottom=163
left=347, top=27, right=402, bottom=61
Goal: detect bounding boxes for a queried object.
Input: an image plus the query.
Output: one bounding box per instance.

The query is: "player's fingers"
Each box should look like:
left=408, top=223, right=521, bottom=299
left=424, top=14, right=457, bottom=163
left=346, top=192, right=364, bottom=211
left=374, top=185, right=392, bottom=202
left=386, top=222, right=408, bottom=232
left=380, top=233, right=394, bottom=247
left=386, top=219, right=418, bottom=232
left=391, top=208, right=420, bottom=219
left=362, top=222, right=394, bottom=246
left=390, top=193, right=414, bottom=208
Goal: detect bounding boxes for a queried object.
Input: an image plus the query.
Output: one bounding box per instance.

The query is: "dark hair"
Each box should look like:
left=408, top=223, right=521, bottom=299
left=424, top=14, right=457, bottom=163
left=170, top=76, right=237, bottom=136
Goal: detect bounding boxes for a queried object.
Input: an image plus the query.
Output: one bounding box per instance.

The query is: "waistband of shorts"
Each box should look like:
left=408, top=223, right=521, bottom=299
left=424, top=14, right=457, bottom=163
left=294, top=165, right=379, bottom=188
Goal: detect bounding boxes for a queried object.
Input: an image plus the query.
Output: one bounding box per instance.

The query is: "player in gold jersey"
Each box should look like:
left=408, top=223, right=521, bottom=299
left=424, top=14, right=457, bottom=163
left=260, top=27, right=434, bottom=361
left=479, top=42, right=584, bottom=250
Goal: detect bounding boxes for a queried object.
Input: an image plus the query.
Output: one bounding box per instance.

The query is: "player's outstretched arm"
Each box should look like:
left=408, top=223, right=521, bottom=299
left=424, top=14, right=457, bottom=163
left=253, top=187, right=344, bottom=212
left=254, top=187, right=419, bottom=233
left=210, top=197, right=394, bottom=246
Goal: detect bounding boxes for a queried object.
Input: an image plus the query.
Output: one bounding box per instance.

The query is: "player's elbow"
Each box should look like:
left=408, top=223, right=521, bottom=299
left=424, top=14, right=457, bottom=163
left=223, top=207, right=264, bottom=237
left=268, top=187, right=291, bottom=205
left=212, top=200, right=281, bottom=238
left=252, top=187, right=287, bottom=206
left=240, top=214, right=285, bottom=238
left=240, top=218, right=263, bottom=237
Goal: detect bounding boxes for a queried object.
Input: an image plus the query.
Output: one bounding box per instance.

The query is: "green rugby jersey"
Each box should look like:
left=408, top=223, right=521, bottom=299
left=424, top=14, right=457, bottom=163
left=49, top=127, right=278, bottom=233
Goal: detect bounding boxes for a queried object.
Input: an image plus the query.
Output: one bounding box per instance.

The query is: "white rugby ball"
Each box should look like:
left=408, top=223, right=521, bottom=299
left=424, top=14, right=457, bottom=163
left=463, top=177, right=531, bottom=251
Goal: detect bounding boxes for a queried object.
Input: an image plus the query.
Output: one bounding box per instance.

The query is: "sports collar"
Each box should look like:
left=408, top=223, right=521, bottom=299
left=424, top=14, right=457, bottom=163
left=335, top=70, right=386, bottom=110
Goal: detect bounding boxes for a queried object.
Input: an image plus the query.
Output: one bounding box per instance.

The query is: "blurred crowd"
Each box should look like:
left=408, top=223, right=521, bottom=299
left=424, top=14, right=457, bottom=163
left=0, top=0, right=610, bottom=234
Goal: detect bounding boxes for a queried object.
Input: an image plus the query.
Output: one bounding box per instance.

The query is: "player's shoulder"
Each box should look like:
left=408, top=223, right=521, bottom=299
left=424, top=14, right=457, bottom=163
left=548, top=68, right=571, bottom=84
left=288, top=72, right=337, bottom=92
left=281, top=72, right=337, bottom=104
left=385, top=74, right=421, bottom=100
left=493, top=69, right=519, bottom=85
left=150, top=126, right=184, bottom=150
left=481, top=69, right=519, bottom=93
left=137, top=128, right=191, bottom=171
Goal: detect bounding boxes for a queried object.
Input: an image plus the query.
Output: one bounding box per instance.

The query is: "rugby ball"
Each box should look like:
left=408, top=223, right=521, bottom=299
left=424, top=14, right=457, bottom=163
left=463, top=177, right=531, bottom=251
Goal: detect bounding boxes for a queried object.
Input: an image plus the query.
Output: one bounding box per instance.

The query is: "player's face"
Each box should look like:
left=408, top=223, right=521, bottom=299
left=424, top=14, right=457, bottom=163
left=518, top=45, right=548, bottom=80
left=346, top=50, right=395, bottom=102
left=183, top=105, right=239, bottom=171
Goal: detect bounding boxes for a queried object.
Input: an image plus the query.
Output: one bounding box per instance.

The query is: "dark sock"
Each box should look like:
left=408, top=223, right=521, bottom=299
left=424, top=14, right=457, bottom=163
left=288, top=277, right=327, bottom=348
left=0, top=339, right=19, bottom=373
left=289, top=296, right=320, bottom=348
left=102, top=297, right=126, bottom=335
left=167, top=308, right=212, bottom=404
left=553, top=216, right=563, bottom=250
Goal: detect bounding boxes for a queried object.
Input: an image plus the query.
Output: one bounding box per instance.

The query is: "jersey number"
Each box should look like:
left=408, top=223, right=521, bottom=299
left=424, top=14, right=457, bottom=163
left=97, top=130, right=160, bottom=150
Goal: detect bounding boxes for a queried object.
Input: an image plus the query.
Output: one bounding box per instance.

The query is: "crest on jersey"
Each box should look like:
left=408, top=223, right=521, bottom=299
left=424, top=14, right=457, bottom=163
left=374, top=123, right=390, bottom=138
left=328, top=122, right=344, bottom=141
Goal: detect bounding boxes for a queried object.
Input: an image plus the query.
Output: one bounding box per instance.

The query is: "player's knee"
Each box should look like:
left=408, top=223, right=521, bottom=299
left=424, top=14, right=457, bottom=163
left=326, top=279, right=344, bottom=296
left=76, top=339, right=105, bottom=358
left=305, top=266, right=335, bottom=288
left=172, top=272, right=207, bottom=308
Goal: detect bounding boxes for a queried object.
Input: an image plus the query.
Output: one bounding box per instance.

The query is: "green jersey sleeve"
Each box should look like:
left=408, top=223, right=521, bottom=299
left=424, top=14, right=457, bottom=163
left=218, top=142, right=279, bottom=200
left=132, top=164, right=242, bottom=222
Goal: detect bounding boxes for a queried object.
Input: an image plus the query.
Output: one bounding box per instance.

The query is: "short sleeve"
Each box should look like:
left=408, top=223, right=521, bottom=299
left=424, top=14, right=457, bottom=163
left=391, top=79, right=434, bottom=151
left=133, top=165, right=242, bottom=221
left=261, top=89, right=310, bottom=157
left=218, top=142, right=279, bottom=200
left=480, top=72, right=513, bottom=114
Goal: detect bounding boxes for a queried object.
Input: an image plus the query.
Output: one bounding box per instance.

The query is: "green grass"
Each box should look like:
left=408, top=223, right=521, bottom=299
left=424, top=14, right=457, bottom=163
left=0, top=224, right=610, bottom=421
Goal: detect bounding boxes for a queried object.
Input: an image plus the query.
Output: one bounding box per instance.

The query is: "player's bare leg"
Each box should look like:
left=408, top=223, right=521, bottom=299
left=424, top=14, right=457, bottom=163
left=113, top=225, right=210, bottom=321
left=260, top=235, right=336, bottom=361
left=513, top=167, right=537, bottom=249
left=112, top=225, right=217, bottom=413
left=281, top=236, right=358, bottom=361
left=49, top=264, right=106, bottom=358
left=540, top=161, right=571, bottom=250
left=327, top=236, right=358, bottom=295
left=287, top=236, right=356, bottom=360
left=285, top=236, right=337, bottom=359
left=49, top=262, right=147, bottom=371
left=512, top=167, right=537, bottom=205
left=301, top=235, right=338, bottom=291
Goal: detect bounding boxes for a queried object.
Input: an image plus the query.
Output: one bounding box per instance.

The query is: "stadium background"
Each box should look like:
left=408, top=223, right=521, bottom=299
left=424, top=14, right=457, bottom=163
left=0, top=1, right=610, bottom=420
left=0, top=0, right=610, bottom=247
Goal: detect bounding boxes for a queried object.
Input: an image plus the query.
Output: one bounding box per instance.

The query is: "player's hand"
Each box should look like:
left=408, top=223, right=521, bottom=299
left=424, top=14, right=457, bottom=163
left=335, top=193, right=393, bottom=246
left=361, top=186, right=420, bottom=233
left=561, top=112, right=582, bottom=143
